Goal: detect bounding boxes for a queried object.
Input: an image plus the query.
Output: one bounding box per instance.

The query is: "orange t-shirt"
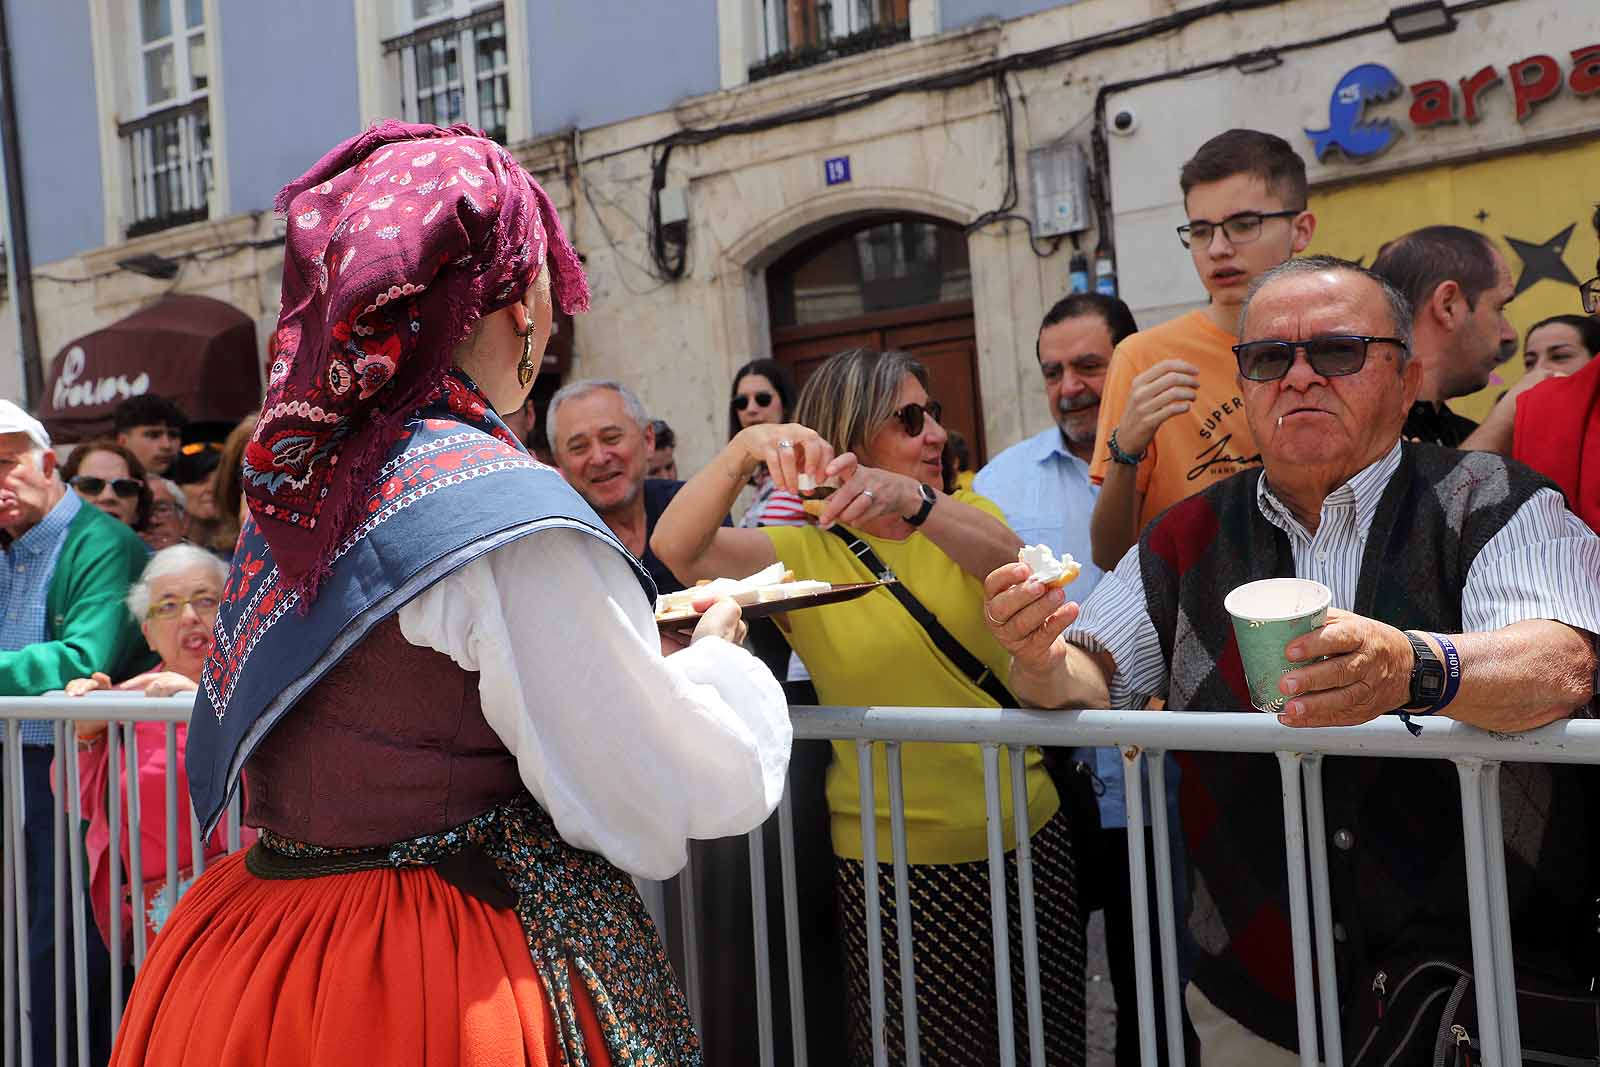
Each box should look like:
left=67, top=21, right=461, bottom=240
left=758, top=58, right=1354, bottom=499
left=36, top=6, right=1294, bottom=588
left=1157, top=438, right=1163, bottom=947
left=1089, top=309, right=1261, bottom=532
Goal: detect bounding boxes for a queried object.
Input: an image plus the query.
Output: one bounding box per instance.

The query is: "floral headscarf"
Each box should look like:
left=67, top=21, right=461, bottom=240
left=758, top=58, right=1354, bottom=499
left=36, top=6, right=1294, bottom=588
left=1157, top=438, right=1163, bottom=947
left=246, top=121, right=588, bottom=595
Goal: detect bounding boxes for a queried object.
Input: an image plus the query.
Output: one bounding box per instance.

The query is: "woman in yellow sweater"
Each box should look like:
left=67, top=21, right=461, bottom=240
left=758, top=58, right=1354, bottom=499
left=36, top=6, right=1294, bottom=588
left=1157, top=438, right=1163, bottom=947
left=652, top=347, right=1084, bottom=1066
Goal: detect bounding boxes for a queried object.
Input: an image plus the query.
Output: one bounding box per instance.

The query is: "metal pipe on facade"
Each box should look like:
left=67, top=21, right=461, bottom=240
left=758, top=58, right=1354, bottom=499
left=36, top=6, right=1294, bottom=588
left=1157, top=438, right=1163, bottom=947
left=0, top=0, right=43, bottom=406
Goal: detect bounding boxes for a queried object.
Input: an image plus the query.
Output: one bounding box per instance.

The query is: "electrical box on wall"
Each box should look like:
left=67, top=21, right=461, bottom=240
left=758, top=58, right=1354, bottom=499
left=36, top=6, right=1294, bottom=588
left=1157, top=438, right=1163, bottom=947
left=1028, top=142, right=1091, bottom=236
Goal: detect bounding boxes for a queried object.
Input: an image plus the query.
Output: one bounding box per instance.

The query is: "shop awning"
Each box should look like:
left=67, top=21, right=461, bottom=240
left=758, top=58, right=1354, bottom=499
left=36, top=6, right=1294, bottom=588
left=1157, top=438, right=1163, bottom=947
left=39, top=294, right=261, bottom=443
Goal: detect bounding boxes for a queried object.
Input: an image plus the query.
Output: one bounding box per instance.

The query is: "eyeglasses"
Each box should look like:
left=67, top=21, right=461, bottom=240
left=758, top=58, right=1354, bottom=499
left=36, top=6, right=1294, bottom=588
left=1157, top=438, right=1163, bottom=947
left=1581, top=276, right=1600, bottom=316
left=1177, top=209, right=1303, bottom=249
left=71, top=475, right=143, bottom=499
left=732, top=391, right=775, bottom=411
left=146, top=594, right=220, bottom=622
left=1231, top=335, right=1408, bottom=382
left=892, top=400, right=943, bottom=436
left=149, top=502, right=185, bottom=519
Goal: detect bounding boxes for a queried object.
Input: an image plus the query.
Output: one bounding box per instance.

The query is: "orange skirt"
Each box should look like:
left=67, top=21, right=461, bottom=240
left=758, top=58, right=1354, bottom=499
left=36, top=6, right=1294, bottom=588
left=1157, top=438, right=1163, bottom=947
left=110, top=851, right=612, bottom=1067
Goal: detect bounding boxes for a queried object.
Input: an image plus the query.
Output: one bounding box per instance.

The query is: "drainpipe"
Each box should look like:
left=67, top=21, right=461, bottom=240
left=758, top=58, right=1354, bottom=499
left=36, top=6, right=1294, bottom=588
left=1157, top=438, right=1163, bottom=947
left=0, top=0, right=43, bottom=407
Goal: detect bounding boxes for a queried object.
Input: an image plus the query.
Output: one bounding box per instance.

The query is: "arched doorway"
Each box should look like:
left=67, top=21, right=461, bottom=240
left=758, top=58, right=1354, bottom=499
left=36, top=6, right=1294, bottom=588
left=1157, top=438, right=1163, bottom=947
left=766, top=214, right=986, bottom=462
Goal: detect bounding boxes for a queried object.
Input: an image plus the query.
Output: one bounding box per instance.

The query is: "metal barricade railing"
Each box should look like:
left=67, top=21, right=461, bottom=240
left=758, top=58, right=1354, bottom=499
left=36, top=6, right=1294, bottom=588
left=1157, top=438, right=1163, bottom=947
left=671, top=706, right=1600, bottom=1067
left=5, top=696, right=1597, bottom=1067
left=0, top=694, right=242, bottom=1067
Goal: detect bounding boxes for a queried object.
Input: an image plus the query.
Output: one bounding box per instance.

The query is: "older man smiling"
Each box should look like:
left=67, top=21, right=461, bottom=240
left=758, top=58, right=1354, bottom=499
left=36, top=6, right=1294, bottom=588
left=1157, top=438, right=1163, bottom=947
left=981, top=256, right=1600, bottom=1063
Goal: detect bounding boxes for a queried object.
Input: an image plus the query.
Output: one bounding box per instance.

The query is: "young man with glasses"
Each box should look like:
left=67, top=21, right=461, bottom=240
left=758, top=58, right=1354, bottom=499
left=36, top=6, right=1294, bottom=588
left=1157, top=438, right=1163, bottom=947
left=1089, top=129, right=1315, bottom=573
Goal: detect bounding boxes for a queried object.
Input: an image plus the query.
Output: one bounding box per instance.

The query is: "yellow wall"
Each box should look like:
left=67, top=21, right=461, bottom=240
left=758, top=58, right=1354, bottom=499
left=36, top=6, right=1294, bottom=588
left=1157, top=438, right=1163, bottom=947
left=1306, top=137, right=1600, bottom=422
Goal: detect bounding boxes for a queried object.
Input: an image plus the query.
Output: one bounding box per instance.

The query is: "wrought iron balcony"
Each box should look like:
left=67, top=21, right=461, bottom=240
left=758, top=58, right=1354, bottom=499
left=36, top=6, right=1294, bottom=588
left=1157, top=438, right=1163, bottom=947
left=118, top=98, right=213, bottom=239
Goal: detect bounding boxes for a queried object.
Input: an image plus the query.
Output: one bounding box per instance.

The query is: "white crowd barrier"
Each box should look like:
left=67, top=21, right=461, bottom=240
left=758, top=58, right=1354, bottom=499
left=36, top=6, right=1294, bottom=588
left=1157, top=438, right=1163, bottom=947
left=3, top=695, right=1597, bottom=1067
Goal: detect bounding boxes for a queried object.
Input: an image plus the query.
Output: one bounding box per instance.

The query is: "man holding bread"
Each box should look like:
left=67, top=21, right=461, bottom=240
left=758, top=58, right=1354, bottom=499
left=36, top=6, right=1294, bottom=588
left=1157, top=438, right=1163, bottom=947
left=984, top=256, right=1600, bottom=1063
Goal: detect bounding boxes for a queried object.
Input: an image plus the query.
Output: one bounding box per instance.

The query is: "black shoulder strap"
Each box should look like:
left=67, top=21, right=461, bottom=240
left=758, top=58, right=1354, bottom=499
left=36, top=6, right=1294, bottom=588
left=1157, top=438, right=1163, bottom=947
left=826, top=525, right=1019, bottom=708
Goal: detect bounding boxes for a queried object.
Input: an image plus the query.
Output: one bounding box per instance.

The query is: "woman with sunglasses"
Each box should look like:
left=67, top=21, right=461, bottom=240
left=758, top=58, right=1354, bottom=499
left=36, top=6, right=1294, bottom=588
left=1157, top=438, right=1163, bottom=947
left=59, top=544, right=252, bottom=957
left=61, top=439, right=152, bottom=531
left=730, top=359, right=809, bottom=528
left=654, top=347, right=1085, bottom=1066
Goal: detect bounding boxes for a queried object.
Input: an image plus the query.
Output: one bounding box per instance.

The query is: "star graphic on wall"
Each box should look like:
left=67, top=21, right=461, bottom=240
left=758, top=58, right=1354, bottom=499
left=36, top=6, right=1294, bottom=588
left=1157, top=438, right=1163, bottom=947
left=1505, top=224, right=1580, bottom=298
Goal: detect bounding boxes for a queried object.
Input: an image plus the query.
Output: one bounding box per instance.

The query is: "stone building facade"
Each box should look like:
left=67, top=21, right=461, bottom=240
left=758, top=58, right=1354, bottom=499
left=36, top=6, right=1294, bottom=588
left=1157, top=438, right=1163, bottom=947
left=3, top=0, right=1595, bottom=464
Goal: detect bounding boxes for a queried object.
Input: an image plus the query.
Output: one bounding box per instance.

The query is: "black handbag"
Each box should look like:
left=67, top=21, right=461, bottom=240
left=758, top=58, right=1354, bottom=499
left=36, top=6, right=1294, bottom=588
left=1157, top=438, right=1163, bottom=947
left=1346, top=955, right=1600, bottom=1066
left=822, top=527, right=1102, bottom=849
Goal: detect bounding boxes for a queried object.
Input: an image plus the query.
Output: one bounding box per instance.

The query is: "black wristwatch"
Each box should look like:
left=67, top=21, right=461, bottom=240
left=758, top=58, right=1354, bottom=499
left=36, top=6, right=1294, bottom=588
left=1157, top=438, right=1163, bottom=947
left=1403, top=630, right=1446, bottom=712
left=904, top=482, right=937, bottom=527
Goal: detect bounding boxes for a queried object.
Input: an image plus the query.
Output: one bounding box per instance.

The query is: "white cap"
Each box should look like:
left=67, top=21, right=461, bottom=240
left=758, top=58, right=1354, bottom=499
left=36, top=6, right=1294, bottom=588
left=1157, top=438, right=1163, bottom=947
left=0, top=399, right=50, bottom=450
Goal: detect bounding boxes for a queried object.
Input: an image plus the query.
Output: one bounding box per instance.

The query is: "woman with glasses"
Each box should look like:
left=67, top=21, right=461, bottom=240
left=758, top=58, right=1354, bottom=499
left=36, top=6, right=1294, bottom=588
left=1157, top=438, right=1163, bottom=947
left=654, top=347, right=1085, bottom=1066
left=60, top=544, right=249, bottom=956
left=730, top=358, right=809, bottom=527
left=60, top=439, right=151, bottom=530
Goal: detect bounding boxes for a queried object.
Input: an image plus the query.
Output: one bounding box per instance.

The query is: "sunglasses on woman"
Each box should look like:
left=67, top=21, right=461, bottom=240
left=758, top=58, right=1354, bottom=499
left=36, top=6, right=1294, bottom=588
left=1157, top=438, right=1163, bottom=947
left=732, top=391, right=775, bottom=411
left=71, top=475, right=143, bottom=499
left=1231, top=335, right=1408, bottom=382
left=893, top=400, right=943, bottom=436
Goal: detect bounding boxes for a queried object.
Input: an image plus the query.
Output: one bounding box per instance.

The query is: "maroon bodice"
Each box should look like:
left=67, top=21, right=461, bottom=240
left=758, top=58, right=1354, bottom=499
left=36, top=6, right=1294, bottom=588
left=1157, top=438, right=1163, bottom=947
left=242, top=615, right=525, bottom=848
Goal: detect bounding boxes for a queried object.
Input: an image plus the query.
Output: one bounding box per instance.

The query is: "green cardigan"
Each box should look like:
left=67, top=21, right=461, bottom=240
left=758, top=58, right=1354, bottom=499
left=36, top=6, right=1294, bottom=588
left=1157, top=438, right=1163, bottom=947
left=0, top=502, right=152, bottom=697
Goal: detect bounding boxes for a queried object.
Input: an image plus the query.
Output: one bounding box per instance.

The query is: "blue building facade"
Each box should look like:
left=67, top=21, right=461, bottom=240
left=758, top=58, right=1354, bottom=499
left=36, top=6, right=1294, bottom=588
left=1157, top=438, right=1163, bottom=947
left=5, top=0, right=1066, bottom=266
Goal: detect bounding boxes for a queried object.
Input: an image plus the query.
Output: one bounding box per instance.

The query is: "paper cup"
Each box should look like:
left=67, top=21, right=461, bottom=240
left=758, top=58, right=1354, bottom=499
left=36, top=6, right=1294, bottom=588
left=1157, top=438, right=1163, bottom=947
left=1224, top=578, right=1333, bottom=712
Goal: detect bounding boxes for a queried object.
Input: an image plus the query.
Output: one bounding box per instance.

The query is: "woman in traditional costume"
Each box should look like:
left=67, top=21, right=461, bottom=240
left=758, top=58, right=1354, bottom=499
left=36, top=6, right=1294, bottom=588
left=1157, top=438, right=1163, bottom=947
left=109, top=121, right=791, bottom=1067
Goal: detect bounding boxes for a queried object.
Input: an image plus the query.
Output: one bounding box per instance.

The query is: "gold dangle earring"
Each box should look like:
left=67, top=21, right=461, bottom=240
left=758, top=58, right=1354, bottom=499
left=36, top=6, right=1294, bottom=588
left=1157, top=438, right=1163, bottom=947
left=515, top=322, right=536, bottom=387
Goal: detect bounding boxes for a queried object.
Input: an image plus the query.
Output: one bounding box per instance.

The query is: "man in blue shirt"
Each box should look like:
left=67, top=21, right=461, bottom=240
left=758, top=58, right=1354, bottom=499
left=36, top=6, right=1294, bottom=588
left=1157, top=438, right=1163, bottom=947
left=976, top=294, right=1193, bottom=1064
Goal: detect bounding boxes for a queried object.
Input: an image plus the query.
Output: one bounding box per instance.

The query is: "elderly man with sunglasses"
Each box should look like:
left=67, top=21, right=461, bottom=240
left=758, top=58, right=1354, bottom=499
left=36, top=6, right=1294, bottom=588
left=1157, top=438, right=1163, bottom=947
left=0, top=399, right=151, bottom=1066
left=982, top=257, right=1600, bottom=1064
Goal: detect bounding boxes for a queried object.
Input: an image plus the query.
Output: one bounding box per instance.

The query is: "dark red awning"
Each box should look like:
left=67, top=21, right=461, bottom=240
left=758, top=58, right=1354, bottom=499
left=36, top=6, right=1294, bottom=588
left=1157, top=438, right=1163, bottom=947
left=39, top=294, right=261, bottom=443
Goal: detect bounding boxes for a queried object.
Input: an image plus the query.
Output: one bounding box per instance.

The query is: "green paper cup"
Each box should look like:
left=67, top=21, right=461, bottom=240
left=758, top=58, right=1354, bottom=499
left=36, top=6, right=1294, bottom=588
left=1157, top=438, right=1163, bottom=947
left=1224, top=578, right=1333, bottom=713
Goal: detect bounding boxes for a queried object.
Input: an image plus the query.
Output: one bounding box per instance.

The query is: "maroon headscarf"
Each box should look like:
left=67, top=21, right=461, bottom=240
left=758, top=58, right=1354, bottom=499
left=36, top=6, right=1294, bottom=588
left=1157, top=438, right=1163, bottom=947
left=245, top=121, right=588, bottom=594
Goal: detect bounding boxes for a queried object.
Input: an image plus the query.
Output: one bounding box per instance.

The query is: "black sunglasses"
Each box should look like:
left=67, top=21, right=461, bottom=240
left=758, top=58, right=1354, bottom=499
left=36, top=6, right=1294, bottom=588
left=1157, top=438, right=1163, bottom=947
left=71, top=475, right=143, bottom=499
left=1581, top=276, right=1599, bottom=316
left=893, top=400, right=943, bottom=436
left=732, top=391, right=775, bottom=411
left=1177, top=209, right=1303, bottom=249
left=1231, top=335, right=1408, bottom=382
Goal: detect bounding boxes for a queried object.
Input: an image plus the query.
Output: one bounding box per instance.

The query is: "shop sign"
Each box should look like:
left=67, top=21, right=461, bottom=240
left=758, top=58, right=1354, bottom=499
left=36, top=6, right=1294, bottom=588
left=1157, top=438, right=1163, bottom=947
left=1306, top=45, right=1600, bottom=162
left=51, top=344, right=150, bottom=411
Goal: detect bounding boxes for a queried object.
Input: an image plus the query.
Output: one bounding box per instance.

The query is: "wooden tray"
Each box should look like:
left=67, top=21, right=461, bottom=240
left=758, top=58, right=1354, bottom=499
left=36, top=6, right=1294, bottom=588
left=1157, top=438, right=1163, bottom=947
left=656, top=579, right=897, bottom=631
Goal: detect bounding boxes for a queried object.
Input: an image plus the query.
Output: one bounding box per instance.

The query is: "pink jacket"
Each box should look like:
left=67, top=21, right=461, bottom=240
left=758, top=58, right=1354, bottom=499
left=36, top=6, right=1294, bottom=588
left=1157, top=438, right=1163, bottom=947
left=68, top=720, right=254, bottom=954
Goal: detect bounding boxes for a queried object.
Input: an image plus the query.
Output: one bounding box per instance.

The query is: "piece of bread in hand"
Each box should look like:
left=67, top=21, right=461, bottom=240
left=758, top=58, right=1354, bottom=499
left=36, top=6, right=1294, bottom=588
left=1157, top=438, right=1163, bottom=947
left=1017, top=544, right=1081, bottom=588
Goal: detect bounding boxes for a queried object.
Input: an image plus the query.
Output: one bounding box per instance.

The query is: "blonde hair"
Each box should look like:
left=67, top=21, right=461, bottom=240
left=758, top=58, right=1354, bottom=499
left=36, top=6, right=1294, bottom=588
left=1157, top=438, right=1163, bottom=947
left=793, top=348, right=927, bottom=455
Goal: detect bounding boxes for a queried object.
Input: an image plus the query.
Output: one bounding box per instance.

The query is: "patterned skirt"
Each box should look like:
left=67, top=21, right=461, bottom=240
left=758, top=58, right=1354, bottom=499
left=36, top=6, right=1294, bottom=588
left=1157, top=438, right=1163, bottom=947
left=109, top=798, right=696, bottom=1067
left=837, top=813, right=1085, bottom=1067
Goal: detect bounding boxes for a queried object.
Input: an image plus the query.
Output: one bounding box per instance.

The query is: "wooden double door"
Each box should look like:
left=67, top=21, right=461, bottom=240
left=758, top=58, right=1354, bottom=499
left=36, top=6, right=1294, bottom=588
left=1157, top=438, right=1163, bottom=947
left=770, top=298, right=986, bottom=465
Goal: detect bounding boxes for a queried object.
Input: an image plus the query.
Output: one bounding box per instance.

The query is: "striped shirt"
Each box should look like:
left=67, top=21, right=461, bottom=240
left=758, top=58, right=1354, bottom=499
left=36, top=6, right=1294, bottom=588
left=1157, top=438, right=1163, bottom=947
left=740, top=470, right=807, bottom=528
left=0, top=491, right=82, bottom=745
left=1069, top=440, right=1600, bottom=710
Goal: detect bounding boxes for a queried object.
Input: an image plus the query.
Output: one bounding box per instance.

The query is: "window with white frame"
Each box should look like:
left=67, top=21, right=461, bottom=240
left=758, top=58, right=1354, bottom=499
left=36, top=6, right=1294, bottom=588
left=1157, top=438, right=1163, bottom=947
left=750, top=0, right=909, bottom=80
left=118, top=0, right=213, bottom=236
left=383, top=0, right=510, bottom=144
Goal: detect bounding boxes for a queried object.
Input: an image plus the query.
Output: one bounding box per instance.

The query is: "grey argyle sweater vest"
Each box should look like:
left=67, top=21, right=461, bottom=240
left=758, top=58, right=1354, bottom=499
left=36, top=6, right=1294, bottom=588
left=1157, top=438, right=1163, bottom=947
left=1137, top=442, right=1595, bottom=1052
